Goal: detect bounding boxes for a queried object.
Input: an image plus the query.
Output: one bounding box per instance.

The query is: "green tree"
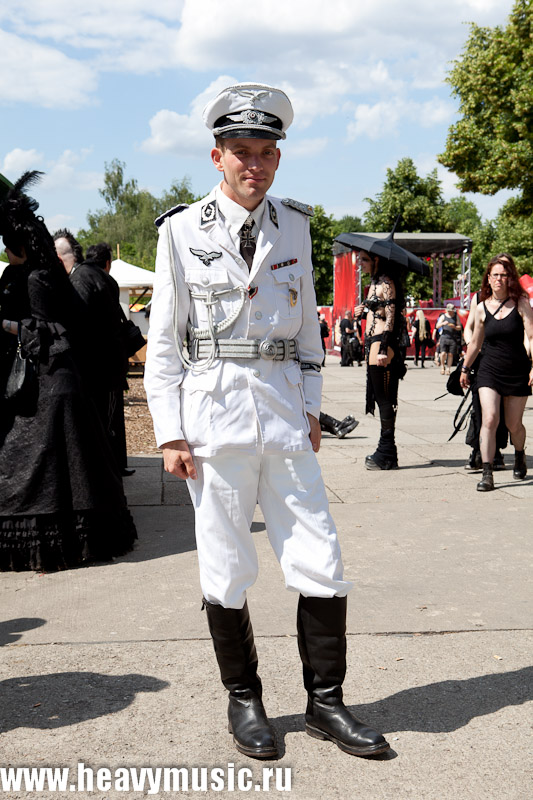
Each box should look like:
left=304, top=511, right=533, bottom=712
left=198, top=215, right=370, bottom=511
left=78, top=161, right=199, bottom=270
left=331, top=214, right=365, bottom=238
left=362, top=158, right=450, bottom=300
left=363, top=158, right=447, bottom=234
left=491, top=199, right=533, bottom=274
left=442, top=197, right=495, bottom=287
left=439, top=0, right=533, bottom=214
left=310, top=205, right=336, bottom=305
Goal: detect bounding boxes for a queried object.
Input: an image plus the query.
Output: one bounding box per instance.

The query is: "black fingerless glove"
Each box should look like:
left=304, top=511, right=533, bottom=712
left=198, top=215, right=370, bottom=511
left=378, top=330, right=391, bottom=355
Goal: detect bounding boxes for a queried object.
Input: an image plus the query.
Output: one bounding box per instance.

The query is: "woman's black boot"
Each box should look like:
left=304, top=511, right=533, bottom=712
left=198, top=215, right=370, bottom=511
left=513, top=450, right=527, bottom=480
left=365, top=418, right=398, bottom=470
left=203, top=599, right=278, bottom=759
left=476, top=463, right=494, bottom=492
left=297, top=595, right=389, bottom=757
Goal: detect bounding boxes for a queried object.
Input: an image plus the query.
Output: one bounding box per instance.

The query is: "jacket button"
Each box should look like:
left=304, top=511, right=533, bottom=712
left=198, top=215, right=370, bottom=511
left=252, top=369, right=261, bottom=378
left=202, top=277, right=209, bottom=285
left=289, top=273, right=295, bottom=281
left=255, top=311, right=262, bottom=320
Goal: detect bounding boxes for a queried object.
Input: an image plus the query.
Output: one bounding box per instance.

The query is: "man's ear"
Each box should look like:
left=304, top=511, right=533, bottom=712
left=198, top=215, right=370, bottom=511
left=211, top=146, right=224, bottom=174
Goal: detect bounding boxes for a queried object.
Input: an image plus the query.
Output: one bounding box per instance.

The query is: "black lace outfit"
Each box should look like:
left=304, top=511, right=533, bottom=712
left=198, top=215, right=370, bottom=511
left=0, top=261, right=137, bottom=571
left=364, top=277, right=406, bottom=468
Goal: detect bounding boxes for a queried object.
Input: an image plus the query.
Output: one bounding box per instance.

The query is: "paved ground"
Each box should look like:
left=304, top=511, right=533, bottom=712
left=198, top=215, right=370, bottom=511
left=1, top=357, right=531, bottom=799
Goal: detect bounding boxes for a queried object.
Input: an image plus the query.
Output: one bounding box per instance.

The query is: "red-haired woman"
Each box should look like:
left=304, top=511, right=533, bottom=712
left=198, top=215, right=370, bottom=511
left=460, top=255, right=533, bottom=491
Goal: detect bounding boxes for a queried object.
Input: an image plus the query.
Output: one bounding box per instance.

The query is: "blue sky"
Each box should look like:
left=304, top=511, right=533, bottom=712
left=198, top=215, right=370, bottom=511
left=0, top=0, right=516, bottom=237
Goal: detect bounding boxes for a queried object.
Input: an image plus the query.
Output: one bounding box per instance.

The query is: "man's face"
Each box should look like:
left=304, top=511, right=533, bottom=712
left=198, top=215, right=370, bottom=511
left=211, top=137, right=281, bottom=210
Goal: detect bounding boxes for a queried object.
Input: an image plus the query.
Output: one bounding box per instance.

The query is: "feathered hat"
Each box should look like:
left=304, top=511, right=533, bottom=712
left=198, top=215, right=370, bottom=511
left=0, top=171, right=47, bottom=258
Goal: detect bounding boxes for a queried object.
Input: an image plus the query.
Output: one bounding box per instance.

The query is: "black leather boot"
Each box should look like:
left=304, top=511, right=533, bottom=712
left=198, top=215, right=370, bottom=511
left=203, top=599, right=277, bottom=759
left=465, top=449, right=482, bottom=471
left=320, top=413, right=359, bottom=439
left=513, top=450, right=527, bottom=480
left=365, top=418, right=398, bottom=470
left=297, top=595, right=389, bottom=757
left=476, top=463, right=494, bottom=492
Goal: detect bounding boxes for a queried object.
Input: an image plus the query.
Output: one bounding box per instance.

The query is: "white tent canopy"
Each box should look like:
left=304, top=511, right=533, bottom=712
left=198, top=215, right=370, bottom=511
left=109, top=258, right=154, bottom=289
left=1, top=258, right=154, bottom=287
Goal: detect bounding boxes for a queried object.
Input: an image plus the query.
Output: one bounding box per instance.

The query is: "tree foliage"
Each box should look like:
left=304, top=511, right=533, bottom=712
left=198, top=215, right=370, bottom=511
left=75, top=156, right=526, bottom=308
left=490, top=199, right=533, bottom=273
left=363, top=158, right=447, bottom=233
left=310, top=205, right=336, bottom=305
left=77, top=160, right=199, bottom=269
left=439, top=0, right=533, bottom=214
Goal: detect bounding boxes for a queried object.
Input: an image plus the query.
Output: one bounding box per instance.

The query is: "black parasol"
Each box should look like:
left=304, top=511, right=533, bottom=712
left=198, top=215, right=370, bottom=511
left=335, top=224, right=430, bottom=277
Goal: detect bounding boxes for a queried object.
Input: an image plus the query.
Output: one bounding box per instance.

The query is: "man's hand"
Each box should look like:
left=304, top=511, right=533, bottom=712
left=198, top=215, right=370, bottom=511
left=307, top=413, right=321, bottom=453
left=161, top=439, right=197, bottom=480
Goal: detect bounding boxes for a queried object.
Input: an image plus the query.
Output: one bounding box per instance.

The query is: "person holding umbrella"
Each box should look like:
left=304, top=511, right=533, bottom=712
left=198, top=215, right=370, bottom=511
left=336, top=227, right=428, bottom=470
left=354, top=251, right=406, bottom=469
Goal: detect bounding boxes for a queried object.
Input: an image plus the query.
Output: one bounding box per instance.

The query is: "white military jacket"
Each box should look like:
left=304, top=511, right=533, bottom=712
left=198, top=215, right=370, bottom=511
left=144, top=186, right=323, bottom=456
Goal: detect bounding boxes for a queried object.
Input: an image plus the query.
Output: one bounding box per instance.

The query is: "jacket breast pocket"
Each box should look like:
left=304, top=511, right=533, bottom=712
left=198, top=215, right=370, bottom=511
left=184, top=268, right=234, bottom=328
left=271, top=263, right=305, bottom=319
left=184, top=268, right=230, bottom=292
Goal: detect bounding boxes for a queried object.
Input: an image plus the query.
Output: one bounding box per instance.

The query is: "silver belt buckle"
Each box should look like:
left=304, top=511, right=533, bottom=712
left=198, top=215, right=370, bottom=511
left=259, top=339, right=277, bottom=360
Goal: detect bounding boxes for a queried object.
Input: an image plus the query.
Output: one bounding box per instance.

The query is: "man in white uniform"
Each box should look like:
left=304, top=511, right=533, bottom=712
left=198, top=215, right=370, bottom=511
left=145, top=83, right=389, bottom=760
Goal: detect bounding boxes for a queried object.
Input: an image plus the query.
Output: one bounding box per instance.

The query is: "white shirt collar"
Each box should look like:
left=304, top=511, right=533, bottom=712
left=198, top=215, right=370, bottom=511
left=215, top=184, right=266, bottom=249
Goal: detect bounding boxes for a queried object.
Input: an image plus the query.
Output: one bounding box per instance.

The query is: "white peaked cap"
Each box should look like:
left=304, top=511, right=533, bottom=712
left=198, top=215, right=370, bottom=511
left=203, top=82, right=294, bottom=140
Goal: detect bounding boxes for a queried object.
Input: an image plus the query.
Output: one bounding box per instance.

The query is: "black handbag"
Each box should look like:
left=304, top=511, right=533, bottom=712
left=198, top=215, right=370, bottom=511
left=120, top=309, right=146, bottom=358
left=446, top=359, right=465, bottom=397
left=4, top=323, right=37, bottom=401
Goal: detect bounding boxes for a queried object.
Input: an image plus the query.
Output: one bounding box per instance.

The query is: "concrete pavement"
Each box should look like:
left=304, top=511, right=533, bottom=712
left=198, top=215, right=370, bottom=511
left=1, top=357, right=531, bottom=799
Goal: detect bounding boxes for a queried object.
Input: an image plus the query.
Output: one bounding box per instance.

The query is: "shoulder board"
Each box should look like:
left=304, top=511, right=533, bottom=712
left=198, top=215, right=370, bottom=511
left=154, top=204, right=189, bottom=228
left=281, top=198, right=314, bottom=217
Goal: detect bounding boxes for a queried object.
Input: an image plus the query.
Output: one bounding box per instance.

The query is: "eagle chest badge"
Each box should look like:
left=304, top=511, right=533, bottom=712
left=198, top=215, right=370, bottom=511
left=289, top=288, right=298, bottom=307
left=189, top=247, right=223, bottom=266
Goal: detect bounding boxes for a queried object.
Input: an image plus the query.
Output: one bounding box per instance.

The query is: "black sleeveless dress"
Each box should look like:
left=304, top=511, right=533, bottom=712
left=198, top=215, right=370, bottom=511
left=476, top=302, right=531, bottom=396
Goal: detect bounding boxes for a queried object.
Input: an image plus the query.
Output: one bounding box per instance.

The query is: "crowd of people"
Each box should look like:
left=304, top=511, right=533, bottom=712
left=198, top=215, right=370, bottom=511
left=333, top=253, right=533, bottom=487
left=0, top=172, right=137, bottom=571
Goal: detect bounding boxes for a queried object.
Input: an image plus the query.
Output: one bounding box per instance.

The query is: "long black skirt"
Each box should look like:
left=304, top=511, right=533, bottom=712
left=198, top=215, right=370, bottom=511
left=0, top=353, right=137, bottom=571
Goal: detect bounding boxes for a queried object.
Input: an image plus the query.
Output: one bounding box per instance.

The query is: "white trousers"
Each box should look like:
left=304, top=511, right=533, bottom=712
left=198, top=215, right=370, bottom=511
left=186, top=449, right=352, bottom=608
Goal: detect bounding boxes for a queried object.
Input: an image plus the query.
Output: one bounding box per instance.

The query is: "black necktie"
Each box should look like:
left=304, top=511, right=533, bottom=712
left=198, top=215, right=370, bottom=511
left=239, top=215, right=256, bottom=271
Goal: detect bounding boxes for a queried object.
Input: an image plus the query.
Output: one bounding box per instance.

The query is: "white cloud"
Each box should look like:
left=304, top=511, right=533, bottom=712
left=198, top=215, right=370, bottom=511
left=141, top=75, right=237, bottom=156
left=347, top=96, right=455, bottom=140
left=2, top=148, right=44, bottom=176
left=283, top=138, right=328, bottom=159
left=0, top=29, right=97, bottom=107
left=0, top=0, right=515, bottom=118
left=418, top=98, right=456, bottom=128
left=44, top=212, right=77, bottom=233
left=347, top=101, right=403, bottom=140
left=3, top=148, right=102, bottom=192
left=42, top=150, right=102, bottom=192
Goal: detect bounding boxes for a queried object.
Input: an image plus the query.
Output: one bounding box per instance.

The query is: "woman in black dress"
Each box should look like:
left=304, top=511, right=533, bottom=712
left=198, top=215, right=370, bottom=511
left=0, top=172, right=137, bottom=569
left=460, top=255, right=533, bottom=491
left=354, top=250, right=406, bottom=470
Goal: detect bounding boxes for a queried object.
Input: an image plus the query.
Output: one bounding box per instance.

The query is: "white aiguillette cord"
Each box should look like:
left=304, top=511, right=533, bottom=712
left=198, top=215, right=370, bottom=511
left=165, top=217, right=245, bottom=373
